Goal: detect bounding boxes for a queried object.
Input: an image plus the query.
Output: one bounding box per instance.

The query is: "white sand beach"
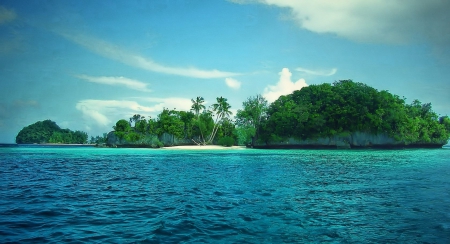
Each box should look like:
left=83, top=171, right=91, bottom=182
left=163, top=145, right=247, bottom=150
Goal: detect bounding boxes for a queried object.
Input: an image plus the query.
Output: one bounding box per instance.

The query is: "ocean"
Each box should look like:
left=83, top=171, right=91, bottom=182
left=1, top=146, right=450, bottom=243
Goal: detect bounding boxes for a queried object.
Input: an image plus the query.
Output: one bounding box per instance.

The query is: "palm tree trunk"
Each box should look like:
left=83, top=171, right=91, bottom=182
left=207, top=114, right=222, bottom=144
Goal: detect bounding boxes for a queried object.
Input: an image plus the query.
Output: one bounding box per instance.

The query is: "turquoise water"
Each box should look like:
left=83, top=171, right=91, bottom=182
left=1, top=146, right=450, bottom=243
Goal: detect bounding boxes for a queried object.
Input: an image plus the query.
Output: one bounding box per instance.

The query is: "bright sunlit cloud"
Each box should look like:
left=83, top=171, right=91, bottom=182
left=225, top=77, right=241, bottom=90
left=59, top=31, right=241, bottom=79
left=75, top=100, right=154, bottom=127
left=137, top=97, right=193, bottom=112
left=263, top=68, right=308, bottom=103
left=76, top=75, right=152, bottom=92
left=253, top=0, right=450, bottom=45
left=296, top=67, right=337, bottom=76
left=75, top=97, right=193, bottom=128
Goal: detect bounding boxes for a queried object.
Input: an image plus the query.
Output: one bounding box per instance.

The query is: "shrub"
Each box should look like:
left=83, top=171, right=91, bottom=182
left=151, top=136, right=164, bottom=148
left=218, top=136, right=235, bottom=147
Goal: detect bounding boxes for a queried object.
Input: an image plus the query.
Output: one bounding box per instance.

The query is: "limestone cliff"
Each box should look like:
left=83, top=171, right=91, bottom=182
left=106, top=131, right=194, bottom=148
left=253, top=132, right=446, bottom=149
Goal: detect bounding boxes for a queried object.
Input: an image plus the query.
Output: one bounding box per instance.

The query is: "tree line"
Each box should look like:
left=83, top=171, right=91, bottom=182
left=112, top=96, right=236, bottom=147
left=111, top=80, right=450, bottom=147
left=19, top=80, right=447, bottom=147
left=258, top=80, right=450, bottom=145
left=16, top=120, right=88, bottom=144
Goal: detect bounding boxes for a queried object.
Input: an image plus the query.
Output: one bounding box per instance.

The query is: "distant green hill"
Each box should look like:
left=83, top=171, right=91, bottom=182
left=16, top=120, right=88, bottom=144
left=258, top=80, right=450, bottom=147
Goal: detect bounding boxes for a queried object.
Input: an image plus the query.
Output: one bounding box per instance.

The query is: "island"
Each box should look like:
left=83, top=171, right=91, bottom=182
left=16, top=120, right=89, bottom=144
left=16, top=80, right=450, bottom=149
left=254, top=80, right=450, bottom=148
left=104, top=80, right=450, bottom=149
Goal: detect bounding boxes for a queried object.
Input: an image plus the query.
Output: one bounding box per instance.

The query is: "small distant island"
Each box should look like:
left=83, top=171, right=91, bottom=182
left=15, top=120, right=89, bottom=144
left=16, top=80, right=450, bottom=149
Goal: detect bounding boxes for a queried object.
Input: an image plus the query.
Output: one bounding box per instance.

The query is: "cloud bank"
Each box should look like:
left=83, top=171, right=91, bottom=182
left=59, top=31, right=241, bottom=79
left=263, top=68, right=308, bottom=103
left=77, top=75, right=152, bottom=92
left=75, top=97, right=192, bottom=127
left=225, top=78, right=241, bottom=90
left=252, top=0, right=450, bottom=45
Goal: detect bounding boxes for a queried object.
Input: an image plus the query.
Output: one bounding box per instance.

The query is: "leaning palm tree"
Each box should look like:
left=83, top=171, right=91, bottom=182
left=190, top=96, right=206, bottom=145
left=207, top=96, right=232, bottom=144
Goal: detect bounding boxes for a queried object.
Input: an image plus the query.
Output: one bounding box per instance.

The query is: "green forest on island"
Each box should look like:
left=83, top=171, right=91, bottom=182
left=15, top=120, right=88, bottom=144
left=16, top=80, right=450, bottom=147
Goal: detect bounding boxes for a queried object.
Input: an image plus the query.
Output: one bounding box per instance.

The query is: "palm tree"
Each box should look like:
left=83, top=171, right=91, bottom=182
left=191, top=96, right=206, bottom=144
left=207, top=96, right=232, bottom=144
left=190, top=97, right=205, bottom=116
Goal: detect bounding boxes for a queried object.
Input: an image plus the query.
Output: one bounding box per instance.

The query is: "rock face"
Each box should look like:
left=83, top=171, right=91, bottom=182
left=158, top=133, right=194, bottom=146
left=253, top=132, right=445, bottom=149
left=106, top=131, right=195, bottom=148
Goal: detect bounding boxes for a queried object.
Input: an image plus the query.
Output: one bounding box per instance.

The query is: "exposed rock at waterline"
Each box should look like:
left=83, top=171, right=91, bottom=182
left=253, top=132, right=445, bottom=149
left=106, top=131, right=195, bottom=148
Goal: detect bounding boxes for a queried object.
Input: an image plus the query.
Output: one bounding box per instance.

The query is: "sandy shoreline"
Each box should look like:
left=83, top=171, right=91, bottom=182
left=163, top=145, right=247, bottom=150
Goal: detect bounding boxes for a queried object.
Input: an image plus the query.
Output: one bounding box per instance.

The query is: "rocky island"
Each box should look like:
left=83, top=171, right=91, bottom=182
left=15, top=120, right=88, bottom=144
left=253, top=80, right=450, bottom=148
left=16, top=80, right=450, bottom=149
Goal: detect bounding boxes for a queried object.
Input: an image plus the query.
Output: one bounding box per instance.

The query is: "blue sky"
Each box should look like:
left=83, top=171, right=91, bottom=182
left=1, top=0, right=449, bottom=143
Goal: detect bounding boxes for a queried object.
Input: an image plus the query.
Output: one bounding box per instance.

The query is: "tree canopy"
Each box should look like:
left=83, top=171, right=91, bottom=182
left=259, top=80, right=450, bottom=145
left=110, top=97, right=236, bottom=147
left=102, top=80, right=450, bottom=148
left=16, top=120, right=88, bottom=144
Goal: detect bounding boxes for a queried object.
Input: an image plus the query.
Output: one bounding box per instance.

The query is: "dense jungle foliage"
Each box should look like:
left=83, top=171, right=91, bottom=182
left=16, top=120, right=88, bottom=144
left=260, top=80, right=450, bottom=145
left=22, top=81, right=446, bottom=147
left=112, top=97, right=236, bottom=147
left=110, top=80, right=450, bottom=147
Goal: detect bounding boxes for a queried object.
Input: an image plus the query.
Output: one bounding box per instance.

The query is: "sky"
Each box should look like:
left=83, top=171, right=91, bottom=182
left=1, top=0, right=450, bottom=143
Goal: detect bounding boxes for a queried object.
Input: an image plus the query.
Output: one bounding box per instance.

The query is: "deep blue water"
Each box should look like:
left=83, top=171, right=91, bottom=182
left=1, top=146, right=450, bottom=243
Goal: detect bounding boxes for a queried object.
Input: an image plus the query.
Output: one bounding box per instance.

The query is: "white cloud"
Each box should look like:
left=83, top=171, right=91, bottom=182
left=76, top=75, right=151, bottom=92
left=263, top=68, right=308, bottom=102
left=138, top=97, right=193, bottom=112
left=254, top=0, right=450, bottom=45
left=76, top=99, right=157, bottom=125
left=75, top=97, right=193, bottom=128
left=59, top=31, right=241, bottom=79
left=225, top=77, right=241, bottom=90
left=296, top=67, right=337, bottom=76
left=0, top=6, right=16, bottom=25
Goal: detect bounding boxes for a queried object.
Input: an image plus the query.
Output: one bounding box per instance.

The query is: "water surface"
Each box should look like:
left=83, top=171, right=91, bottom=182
left=1, top=146, right=450, bottom=243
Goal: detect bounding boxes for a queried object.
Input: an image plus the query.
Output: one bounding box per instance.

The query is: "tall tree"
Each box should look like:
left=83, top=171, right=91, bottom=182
left=129, top=114, right=142, bottom=127
left=190, top=96, right=207, bottom=144
left=207, top=96, right=232, bottom=144
left=235, top=94, right=268, bottom=145
left=190, top=97, right=205, bottom=116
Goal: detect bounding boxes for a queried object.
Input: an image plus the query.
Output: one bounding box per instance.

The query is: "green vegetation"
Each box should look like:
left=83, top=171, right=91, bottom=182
left=17, top=81, right=449, bottom=148
left=218, top=136, right=235, bottom=147
left=89, top=133, right=108, bottom=145
left=258, top=80, right=450, bottom=145
left=235, top=94, right=269, bottom=145
left=111, top=96, right=236, bottom=147
left=91, top=80, right=450, bottom=148
left=16, top=120, right=88, bottom=144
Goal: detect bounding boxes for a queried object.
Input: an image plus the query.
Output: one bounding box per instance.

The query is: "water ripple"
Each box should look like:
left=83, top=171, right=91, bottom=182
left=1, top=147, right=450, bottom=243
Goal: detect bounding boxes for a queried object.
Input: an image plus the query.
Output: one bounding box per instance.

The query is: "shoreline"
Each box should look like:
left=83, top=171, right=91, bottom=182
left=163, top=145, right=247, bottom=150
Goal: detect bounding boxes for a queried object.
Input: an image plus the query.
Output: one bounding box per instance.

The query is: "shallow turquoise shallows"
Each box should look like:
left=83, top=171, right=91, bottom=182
left=1, top=146, right=450, bottom=243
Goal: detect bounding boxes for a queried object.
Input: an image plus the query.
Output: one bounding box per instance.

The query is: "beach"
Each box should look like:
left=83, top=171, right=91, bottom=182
left=163, top=145, right=247, bottom=150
